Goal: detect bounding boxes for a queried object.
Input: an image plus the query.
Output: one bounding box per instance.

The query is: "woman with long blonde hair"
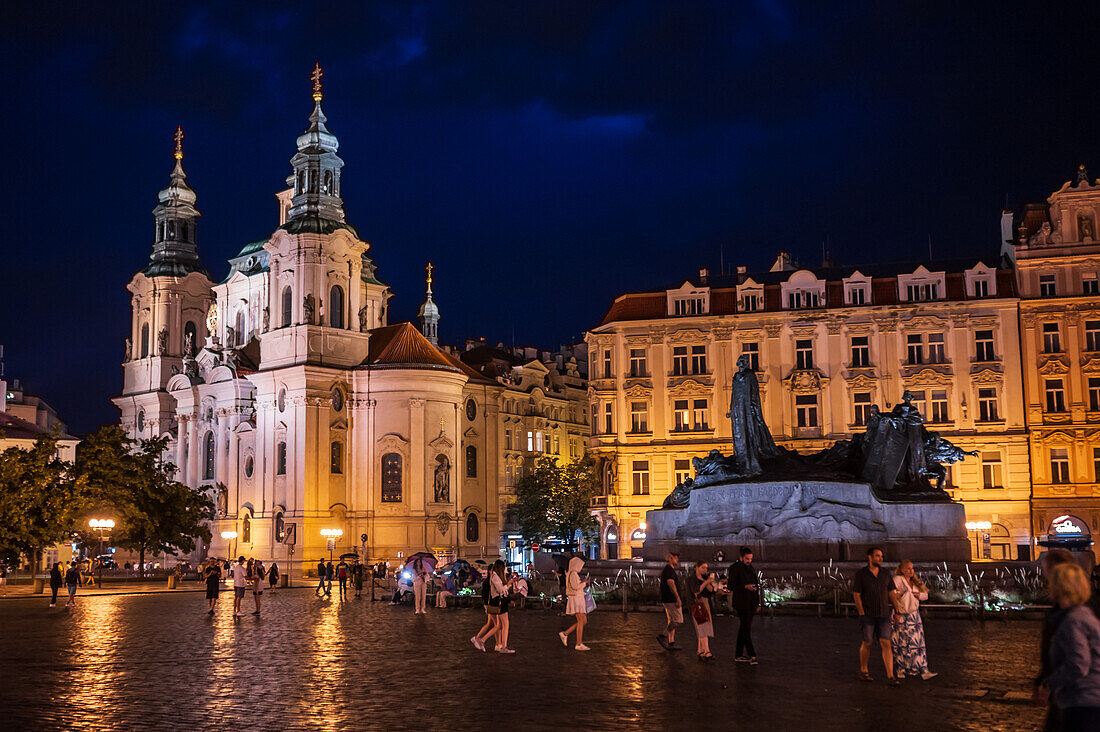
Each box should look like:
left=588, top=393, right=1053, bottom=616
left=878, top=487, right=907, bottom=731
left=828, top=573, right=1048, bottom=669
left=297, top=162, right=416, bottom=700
left=1048, top=562, right=1100, bottom=728
left=890, top=561, right=937, bottom=681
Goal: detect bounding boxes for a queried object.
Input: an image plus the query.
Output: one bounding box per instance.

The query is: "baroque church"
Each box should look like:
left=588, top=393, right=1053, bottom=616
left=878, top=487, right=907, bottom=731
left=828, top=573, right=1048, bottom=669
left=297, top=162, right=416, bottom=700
left=113, top=67, right=507, bottom=571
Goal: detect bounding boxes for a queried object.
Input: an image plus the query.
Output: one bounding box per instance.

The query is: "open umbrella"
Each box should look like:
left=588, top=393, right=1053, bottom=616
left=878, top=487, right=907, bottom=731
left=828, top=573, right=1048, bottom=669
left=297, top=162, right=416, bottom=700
left=404, top=551, right=438, bottom=574
left=339, top=552, right=360, bottom=561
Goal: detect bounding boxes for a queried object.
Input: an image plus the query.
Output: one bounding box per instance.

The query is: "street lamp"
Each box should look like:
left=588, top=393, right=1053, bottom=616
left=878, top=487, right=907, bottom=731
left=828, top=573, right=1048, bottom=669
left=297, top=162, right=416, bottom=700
left=88, top=518, right=115, bottom=588
left=221, top=530, right=238, bottom=564
left=320, top=528, right=343, bottom=561
left=965, top=521, right=992, bottom=559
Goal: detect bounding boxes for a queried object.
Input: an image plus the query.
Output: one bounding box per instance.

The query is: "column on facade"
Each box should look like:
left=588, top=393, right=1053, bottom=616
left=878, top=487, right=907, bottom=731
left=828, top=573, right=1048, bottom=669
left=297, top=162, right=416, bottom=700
left=409, top=398, right=426, bottom=515
left=712, top=327, right=731, bottom=440
left=651, top=333, right=668, bottom=441
left=824, top=320, right=843, bottom=437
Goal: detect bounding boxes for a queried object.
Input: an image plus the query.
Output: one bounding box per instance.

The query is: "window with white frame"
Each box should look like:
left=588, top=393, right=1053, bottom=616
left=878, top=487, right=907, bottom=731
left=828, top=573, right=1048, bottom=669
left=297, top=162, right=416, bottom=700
left=782, top=271, right=826, bottom=310
left=741, top=342, right=759, bottom=371
left=1087, top=321, right=1100, bottom=352
left=692, top=399, right=709, bottom=430
left=505, top=429, right=512, bottom=450
left=982, top=452, right=1003, bottom=489
left=602, top=350, right=612, bottom=379
left=1051, top=448, right=1070, bottom=484
left=672, top=346, right=689, bottom=376
left=978, top=388, right=999, bottom=421
left=629, top=348, right=647, bottom=377
left=907, top=334, right=924, bottom=364
left=851, top=336, right=870, bottom=367
left=927, top=333, right=945, bottom=363
left=1042, top=322, right=1062, bottom=353
left=536, top=432, right=544, bottom=452
left=674, top=297, right=706, bottom=316
left=673, top=400, right=690, bottom=432
left=930, top=390, right=949, bottom=423
left=690, top=345, right=707, bottom=374
left=908, top=390, right=927, bottom=419
left=795, top=339, right=814, bottom=370
left=1040, top=274, right=1057, bottom=297
left=973, top=278, right=989, bottom=298
left=740, top=292, right=761, bottom=312
left=974, top=330, right=996, bottom=361
left=1090, top=378, right=1100, bottom=411
left=795, top=394, right=818, bottom=428
left=603, top=403, right=613, bottom=434
left=1045, top=379, right=1067, bottom=412
left=1084, top=273, right=1100, bottom=295
left=787, top=290, right=821, bottom=309
left=847, top=284, right=867, bottom=305
left=674, top=459, right=692, bottom=486
left=853, top=392, right=873, bottom=426
left=630, top=402, right=649, bottom=433
left=632, top=461, right=650, bottom=495
left=1094, top=447, right=1100, bottom=481
left=906, top=282, right=940, bottom=301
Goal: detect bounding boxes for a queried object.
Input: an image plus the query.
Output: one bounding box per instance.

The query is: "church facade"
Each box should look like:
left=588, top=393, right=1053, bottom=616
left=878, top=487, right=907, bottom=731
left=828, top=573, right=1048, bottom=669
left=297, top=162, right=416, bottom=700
left=114, top=69, right=507, bottom=572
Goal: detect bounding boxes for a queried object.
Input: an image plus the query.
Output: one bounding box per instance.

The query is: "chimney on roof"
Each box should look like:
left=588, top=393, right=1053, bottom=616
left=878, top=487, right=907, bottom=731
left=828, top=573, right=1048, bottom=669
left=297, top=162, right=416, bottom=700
left=736, top=265, right=747, bottom=274
left=698, top=267, right=709, bottom=284
left=1000, top=210, right=1017, bottom=264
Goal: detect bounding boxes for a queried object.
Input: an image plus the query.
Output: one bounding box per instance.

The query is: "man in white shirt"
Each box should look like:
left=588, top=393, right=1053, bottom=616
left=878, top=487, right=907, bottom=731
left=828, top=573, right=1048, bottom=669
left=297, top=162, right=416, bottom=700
left=231, top=557, right=248, bottom=617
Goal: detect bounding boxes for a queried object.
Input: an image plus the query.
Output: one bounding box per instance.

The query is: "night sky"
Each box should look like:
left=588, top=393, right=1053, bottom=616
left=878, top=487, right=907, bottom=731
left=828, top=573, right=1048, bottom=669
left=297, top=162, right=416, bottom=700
left=3, top=2, right=1097, bottom=434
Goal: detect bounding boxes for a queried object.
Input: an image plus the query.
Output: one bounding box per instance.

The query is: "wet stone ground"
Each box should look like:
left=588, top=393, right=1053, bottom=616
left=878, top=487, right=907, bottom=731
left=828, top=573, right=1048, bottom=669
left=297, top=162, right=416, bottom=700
left=0, top=588, right=1043, bottom=731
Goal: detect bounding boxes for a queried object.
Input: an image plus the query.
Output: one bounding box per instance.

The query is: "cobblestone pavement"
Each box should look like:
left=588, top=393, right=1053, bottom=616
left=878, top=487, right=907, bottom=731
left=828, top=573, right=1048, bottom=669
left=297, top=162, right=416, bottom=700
left=0, top=589, right=1043, bottom=732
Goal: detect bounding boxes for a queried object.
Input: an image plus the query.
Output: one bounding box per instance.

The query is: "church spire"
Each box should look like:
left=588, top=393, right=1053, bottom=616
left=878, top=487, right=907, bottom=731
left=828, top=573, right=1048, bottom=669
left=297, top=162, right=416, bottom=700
left=286, top=63, right=346, bottom=224
left=418, top=261, right=440, bottom=346
left=144, top=126, right=207, bottom=277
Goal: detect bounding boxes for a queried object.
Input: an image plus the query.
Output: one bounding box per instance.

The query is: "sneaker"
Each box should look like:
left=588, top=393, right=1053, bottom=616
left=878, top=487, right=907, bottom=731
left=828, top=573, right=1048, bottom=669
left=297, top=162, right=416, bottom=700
left=470, top=636, right=485, bottom=652
left=668, top=643, right=682, bottom=651
left=496, top=647, right=516, bottom=654
left=252, top=611, right=260, bottom=615
left=575, top=644, right=591, bottom=651
left=921, top=672, right=939, bottom=681
left=749, top=657, right=758, bottom=666
left=734, top=656, right=751, bottom=663
left=559, top=632, right=569, bottom=647
left=49, top=604, right=55, bottom=608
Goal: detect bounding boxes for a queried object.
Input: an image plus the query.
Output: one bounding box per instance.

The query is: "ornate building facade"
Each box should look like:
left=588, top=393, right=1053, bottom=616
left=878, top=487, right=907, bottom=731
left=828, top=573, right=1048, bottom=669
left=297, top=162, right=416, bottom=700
left=114, top=70, right=512, bottom=572
left=587, top=257, right=1031, bottom=560
left=1014, top=166, right=1100, bottom=557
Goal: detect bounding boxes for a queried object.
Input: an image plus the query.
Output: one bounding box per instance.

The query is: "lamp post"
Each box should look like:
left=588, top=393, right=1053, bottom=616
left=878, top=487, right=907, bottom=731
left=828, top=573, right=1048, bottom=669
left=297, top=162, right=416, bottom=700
left=88, top=519, right=115, bottom=588
left=221, top=530, right=238, bottom=564
left=964, top=521, right=992, bottom=560
left=320, top=528, right=343, bottom=561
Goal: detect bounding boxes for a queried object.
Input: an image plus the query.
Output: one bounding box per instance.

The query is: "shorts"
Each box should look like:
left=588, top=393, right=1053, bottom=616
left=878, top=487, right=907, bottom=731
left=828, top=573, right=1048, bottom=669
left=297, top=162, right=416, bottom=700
left=234, top=587, right=246, bottom=599
left=860, top=616, right=892, bottom=642
left=67, top=584, right=77, bottom=596
left=663, top=603, right=683, bottom=625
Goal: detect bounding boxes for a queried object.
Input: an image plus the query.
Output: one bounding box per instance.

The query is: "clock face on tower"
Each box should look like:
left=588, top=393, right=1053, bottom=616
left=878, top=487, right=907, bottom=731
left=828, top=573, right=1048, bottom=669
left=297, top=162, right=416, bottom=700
left=206, top=302, right=218, bottom=335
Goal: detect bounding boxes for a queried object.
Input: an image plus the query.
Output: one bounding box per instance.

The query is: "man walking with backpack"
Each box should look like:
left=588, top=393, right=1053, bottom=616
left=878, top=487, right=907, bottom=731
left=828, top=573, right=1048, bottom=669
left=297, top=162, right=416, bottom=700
left=728, top=546, right=762, bottom=664
left=315, top=559, right=327, bottom=597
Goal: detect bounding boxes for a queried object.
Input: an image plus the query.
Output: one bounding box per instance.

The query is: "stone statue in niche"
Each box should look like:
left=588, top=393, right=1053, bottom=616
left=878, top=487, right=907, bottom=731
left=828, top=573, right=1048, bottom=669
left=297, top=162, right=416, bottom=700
left=157, top=327, right=169, bottom=356
left=226, top=326, right=236, bottom=348
left=434, top=454, right=451, bottom=503
left=124, top=337, right=132, bottom=362
left=1079, top=213, right=1096, bottom=241
left=304, top=294, right=316, bottom=324
left=184, top=356, right=200, bottom=381
left=183, top=332, right=194, bottom=358
left=358, top=306, right=370, bottom=332
left=216, top=485, right=228, bottom=517
left=262, top=306, right=270, bottom=332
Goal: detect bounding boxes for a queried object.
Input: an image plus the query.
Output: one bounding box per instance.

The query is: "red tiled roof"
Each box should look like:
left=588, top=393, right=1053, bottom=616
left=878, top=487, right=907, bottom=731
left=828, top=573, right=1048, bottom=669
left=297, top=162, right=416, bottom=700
left=0, top=412, right=75, bottom=442
left=362, top=322, right=495, bottom=384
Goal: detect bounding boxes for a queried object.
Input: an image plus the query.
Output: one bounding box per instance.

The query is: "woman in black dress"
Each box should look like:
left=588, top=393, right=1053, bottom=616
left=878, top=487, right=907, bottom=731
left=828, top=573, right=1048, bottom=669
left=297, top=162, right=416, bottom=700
left=204, top=558, right=222, bottom=615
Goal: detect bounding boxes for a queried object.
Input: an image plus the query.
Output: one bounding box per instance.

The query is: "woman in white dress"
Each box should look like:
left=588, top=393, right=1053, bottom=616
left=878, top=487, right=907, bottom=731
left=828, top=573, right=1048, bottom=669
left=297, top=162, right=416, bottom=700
left=559, top=557, right=590, bottom=651
left=891, top=560, right=937, bottom=680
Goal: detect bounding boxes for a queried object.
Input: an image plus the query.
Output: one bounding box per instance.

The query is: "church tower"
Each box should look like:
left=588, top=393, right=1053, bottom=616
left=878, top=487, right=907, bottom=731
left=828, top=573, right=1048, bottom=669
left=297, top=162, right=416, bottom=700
left=418, top=262, right=440, bottom=345
left=114, top=128, right=214, bottom=440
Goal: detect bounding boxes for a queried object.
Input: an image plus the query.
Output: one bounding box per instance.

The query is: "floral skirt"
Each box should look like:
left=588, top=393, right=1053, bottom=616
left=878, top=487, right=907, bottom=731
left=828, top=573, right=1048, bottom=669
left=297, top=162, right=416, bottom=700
left=891, top=612, right=929, bottom=676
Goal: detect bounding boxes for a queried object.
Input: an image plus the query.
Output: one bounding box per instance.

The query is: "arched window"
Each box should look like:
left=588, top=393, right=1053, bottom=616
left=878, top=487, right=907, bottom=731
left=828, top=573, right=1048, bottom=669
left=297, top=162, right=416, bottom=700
left=276, top=441, right=287, bottom=475
left=235, top=310, right=245, bottom=346
left=330, top=441, right=343, bottom=474
left=466, top=513, right=479, bottom=543
left=136, top=410, right=145, bottom=433
left=281, top=286, right=293, bottom=327
left=183, top=321, right=197, bottom=356
left=381, top=453, right=402, bottom=502
left=140, top=324, right=150, bottom=358
left=203, top=431, right=216, bottom=480
left=274, top=512, right=285, bottom=542
left=309, top=170, right=318, bottom=193
left=323, top=170, right=333, bottom=194
left=180, top=221, right=188, bottom=242
left=242, top=515, right=251, bottom=544
left=466, top=444, right=477, bottom=478
left=329, top=285, right=344, bottom=328
left=297, top=170, right=305, bottom=195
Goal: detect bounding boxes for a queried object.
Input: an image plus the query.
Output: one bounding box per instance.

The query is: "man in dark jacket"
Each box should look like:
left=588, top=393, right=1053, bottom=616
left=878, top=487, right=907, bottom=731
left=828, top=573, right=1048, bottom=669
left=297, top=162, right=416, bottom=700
left=315, top=559, right=328, bottom=597
left=728, top=546, right=763, bottom=664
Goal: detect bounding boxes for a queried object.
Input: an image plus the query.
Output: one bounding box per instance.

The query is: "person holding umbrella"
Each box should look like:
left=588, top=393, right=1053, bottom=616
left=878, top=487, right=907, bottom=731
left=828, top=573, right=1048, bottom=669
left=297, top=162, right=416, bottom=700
left=559, top=556, right=591, bottom=651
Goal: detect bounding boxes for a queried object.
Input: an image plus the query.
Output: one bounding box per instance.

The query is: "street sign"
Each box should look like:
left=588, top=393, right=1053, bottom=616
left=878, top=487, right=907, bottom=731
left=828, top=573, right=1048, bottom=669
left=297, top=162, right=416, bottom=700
left=361, top=533, right=368, bottom=543
left=531, top=542, right=540, bottom=552
left=283, top=523, right=296, bottom=546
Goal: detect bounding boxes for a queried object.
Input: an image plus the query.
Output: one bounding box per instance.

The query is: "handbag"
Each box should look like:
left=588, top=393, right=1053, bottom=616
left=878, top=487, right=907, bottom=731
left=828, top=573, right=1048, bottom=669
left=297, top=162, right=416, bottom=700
left=486, top=594, right=503, bottom=615
left=691, top=598, right=711, bottom=625
left=584, top=588, right=597, bottom=613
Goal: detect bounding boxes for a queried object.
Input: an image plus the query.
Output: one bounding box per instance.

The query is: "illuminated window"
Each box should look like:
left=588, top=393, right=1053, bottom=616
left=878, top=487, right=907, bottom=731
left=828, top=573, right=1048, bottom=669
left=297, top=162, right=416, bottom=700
left=673, top=400, right=689, bottom=432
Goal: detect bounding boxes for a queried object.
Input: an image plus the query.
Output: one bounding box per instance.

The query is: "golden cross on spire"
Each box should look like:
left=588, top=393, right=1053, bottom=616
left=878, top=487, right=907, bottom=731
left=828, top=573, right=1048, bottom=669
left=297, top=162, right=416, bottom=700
left=426, top=261, right=434, bottom=287
left=310, top=62, right=324, bottom=102
left=173, top=126, right=184, bottom=161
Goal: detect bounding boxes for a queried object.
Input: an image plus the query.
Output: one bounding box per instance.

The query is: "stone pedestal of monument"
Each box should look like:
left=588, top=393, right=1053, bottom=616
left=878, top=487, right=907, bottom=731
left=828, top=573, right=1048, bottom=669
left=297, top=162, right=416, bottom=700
left=643, top=480, right=969, bottom=562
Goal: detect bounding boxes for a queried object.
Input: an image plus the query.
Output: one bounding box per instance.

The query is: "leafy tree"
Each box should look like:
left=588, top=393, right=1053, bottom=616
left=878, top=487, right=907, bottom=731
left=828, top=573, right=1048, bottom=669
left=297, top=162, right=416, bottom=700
left=0, top=434, right=83, bottom=568
left=513, top=455, right=600, bottom=547
left=73, top=426, right=214, bottom=577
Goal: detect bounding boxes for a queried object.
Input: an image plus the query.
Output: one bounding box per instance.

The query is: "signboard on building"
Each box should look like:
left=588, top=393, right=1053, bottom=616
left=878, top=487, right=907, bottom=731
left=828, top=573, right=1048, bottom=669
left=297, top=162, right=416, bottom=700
left=283, top=523, right=296, bottom=546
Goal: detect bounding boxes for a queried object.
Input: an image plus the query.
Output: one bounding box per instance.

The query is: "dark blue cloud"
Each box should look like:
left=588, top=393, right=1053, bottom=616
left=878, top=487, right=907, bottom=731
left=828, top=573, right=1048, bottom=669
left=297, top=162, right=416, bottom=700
left=2, top=0, right=1098, bottom=432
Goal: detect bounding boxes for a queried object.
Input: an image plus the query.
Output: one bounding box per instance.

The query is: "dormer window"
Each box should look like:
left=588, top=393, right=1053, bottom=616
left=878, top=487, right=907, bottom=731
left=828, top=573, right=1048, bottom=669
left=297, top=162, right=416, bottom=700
left=964, top=263, right=996, bottom=299
left=737, top=278, right=764, bottom=312
left=899, top=266, right=946, bottom=302
left=907, top=282, right=939, bottom=301
left=787, top=291, right=820, bottom=309
left=740, top=293, right=761, bottom=312
left=781, top=270, right=826, bottom=311
left=665, top=282, right=710, bottom=317
left=843, top=271, right=871, bottom=306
